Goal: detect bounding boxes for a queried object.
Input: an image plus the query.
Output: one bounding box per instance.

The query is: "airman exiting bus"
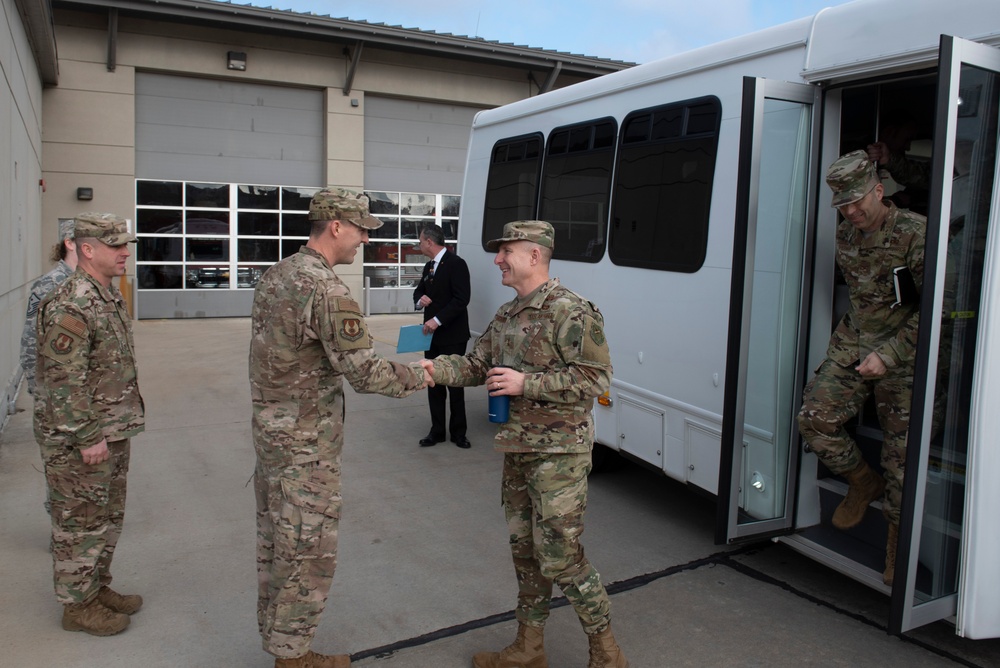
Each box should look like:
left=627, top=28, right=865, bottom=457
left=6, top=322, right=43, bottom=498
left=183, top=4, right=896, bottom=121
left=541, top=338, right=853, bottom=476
left=797, top=151, right=926, bottom=586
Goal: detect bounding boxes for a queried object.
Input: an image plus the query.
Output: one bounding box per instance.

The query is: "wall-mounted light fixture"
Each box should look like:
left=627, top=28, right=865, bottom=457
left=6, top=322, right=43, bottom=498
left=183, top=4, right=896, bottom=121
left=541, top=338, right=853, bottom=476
left=227, top=51, right=247, bottom=71
left=76, top=187, right=94, bottom=201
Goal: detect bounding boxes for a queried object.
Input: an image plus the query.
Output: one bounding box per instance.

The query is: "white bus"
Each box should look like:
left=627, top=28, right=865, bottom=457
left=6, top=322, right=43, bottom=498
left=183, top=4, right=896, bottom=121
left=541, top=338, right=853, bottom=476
left=453, top=0, right=1000, bottom=640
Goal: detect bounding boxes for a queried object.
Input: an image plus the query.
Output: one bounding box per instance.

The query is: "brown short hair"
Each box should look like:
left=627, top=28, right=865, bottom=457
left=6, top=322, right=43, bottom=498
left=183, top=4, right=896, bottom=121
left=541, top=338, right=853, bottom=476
left=309, top=218, right=332, bottom=238
left=49, top=241, right=68, bottom=263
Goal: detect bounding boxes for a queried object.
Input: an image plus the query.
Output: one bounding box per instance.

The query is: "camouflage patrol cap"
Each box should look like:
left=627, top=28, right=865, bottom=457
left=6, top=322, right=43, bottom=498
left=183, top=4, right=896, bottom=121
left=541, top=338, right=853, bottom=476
left=826, top=150, right=881, bottom=207
left=308, top=187, right=382, bottom=230
left=73, top=212, right=136, bottom=245
left=58, top=219, right=75, bottom=241
left=486, top=220, right=555, bottom=251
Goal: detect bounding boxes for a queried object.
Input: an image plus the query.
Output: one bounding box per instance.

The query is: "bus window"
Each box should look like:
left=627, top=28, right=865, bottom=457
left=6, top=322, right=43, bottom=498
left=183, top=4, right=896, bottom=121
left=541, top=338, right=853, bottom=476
left=609, top=97, right=721, bottom=273
left=481, top=133, right=544, bottom=250
left=539, top=118, right=617, bottom=262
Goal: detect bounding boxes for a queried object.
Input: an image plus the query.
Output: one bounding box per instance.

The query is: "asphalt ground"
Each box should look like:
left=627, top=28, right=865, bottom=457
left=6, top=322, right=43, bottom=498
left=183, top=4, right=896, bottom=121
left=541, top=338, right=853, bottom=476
left=2, top=315, right=999, bottom=667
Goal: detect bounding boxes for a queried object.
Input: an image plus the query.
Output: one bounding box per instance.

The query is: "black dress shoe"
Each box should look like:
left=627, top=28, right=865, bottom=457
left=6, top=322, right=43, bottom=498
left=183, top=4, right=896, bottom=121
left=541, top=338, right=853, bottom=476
left=419, top=434, right=445, bottom=447
left=452, top=437, right=472, bottom=449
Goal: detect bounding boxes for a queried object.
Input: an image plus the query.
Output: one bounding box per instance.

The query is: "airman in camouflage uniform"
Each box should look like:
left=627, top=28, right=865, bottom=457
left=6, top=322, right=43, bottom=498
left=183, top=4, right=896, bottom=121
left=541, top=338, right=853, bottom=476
left=34, top=212, right=145, bottom=636
left=250, top=188, right=428, bottom=668
left=797, top=151, right=926, bottom=586
left=426, top=221, right=628, bottom=668
left=21, top=219, right=78, bottom=394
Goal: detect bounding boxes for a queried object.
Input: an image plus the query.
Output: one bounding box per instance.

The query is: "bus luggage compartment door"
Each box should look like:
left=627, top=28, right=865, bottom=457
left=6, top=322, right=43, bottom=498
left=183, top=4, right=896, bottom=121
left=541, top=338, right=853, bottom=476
left=618, top=396, right=665, bottom=471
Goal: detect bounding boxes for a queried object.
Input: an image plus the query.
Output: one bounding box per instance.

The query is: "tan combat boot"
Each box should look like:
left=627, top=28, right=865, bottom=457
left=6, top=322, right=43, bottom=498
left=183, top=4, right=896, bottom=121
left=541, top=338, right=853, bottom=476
left=884, top=522, right=899, bottom=586
left=61, top=597, right=130, bottom=636
left=831, top=461, right=886, bottom=530
left=587, top=624, right=629, bottom=668
left=472, top=623, right=548, bottom=668
left=274, top=651, right=350, bottom=668
left=97, top=585, right=143, bottom=614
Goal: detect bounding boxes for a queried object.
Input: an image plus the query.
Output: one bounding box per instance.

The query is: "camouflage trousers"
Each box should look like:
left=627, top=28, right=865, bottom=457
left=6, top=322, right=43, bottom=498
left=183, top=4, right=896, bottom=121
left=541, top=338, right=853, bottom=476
left=501, top=451, right=612, bottom=636
left=255, top=458, right=342, bottom=659
left=42, top=438, right=131, bottom=605
left=798, top=359, right=912, bottom=523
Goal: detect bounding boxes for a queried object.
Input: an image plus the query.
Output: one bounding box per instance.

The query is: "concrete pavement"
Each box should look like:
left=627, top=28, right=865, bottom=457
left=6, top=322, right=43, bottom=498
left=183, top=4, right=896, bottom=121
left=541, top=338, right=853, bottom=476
left=1, top=314, right=998, bottom=667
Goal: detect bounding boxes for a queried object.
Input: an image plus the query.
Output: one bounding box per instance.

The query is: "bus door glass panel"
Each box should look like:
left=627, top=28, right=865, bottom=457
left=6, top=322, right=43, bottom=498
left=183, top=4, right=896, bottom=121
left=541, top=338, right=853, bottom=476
left=719, top=78, right=820, bottom=543
left=893, top=36, right=1000, bottom=635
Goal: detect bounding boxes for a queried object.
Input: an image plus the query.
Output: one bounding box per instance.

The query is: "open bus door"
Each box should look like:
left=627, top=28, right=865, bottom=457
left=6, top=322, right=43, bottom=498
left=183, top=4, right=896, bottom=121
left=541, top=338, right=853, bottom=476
left=891, top=35, right=1000, bottom=637
left=716, top=77, right=822, bottom=544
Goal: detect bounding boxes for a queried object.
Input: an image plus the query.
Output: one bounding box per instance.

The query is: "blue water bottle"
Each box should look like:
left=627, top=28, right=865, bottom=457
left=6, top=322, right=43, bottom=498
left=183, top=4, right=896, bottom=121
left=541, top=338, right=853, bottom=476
left=488, top=365, right=511, bottom=423
left=488, top=393, right=510, bottom=424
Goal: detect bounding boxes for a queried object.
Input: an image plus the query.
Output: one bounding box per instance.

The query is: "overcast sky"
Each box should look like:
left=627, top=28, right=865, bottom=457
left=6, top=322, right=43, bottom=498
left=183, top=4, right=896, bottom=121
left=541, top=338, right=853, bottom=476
left=269, top=0, right=856, bottom=64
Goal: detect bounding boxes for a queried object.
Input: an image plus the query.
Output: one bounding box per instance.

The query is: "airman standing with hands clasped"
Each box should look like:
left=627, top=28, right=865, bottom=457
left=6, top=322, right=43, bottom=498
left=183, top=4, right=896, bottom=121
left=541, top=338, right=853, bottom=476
left=34, top=212, right=145, bottom=637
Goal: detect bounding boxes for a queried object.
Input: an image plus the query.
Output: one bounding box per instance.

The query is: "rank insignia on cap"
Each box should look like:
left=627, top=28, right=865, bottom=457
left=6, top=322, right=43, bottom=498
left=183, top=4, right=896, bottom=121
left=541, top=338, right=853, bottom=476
left=50, top=333, right=76, bottom=355
left=340, top=318, right=363, bottom=341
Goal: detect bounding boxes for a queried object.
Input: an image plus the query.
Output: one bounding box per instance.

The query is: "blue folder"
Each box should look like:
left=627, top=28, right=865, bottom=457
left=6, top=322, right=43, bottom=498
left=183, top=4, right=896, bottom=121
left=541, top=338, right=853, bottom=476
left=396, top=324, right=433, bottom=354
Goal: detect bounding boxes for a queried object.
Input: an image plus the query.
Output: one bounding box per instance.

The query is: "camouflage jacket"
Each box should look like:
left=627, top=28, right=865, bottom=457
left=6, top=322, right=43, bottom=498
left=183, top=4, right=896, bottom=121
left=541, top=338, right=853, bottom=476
left=20, top=260, right=75, bottom=394
left=828, top=203, right=926, bottom=369
left=431, top=278, right=612, bottom=454
left=884, top=154, right=930, bottom=190
left=33, top=270, right=145, bottom=449
left=249, top=246, right=426, bottom=468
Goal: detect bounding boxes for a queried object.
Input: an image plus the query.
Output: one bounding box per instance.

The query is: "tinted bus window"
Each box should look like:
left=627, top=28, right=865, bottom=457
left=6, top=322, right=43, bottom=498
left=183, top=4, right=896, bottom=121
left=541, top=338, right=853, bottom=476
left=482, top=134, right=543, bottom=249
left=610, top=97, right=721, bottom=272
left=539, top=118, right=617, bottom=262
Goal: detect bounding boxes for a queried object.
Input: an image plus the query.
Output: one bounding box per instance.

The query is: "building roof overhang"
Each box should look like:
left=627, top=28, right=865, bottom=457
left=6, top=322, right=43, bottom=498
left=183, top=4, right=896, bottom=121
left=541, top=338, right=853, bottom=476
left=15, top=0, right=59, bottom=84
left=51, top=0, right=634, bottom=88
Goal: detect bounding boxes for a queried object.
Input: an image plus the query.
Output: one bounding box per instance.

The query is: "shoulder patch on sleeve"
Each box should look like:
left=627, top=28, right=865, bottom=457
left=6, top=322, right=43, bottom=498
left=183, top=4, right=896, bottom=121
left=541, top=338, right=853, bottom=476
left=40, top=325, right=85, bottom=362
left=26, top=293, right=41, bottom=318
left=328, top=297, right=371, bottom=351
left=58, top=314, right=88, bottom=337
left=38, top=306, right=89, bottom=363
left=49, top=332, right=79, bottom=356
left=581, top=316, right=610, bottom=366
left=332, top=297, right=363, bottom=314
left=589, top=320, right=606, bottom=347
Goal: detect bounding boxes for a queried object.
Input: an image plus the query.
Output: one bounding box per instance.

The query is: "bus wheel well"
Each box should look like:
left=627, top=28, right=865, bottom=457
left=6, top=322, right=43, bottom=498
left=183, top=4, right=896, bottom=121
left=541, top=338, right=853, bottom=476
left=591, top=442, right=624, bottom=474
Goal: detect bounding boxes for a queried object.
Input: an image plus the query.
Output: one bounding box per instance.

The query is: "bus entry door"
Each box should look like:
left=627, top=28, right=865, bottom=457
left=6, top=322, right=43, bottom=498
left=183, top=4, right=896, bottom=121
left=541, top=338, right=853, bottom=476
left=891, top=35, right=1000, bottom=638
left=717, top=77, right=821, bottom=544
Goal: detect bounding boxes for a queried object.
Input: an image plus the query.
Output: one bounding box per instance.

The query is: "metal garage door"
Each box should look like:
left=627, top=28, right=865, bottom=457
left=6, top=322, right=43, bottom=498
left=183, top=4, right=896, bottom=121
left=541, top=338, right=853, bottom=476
left=134, top=74, right=323, bottom=318
left=135, top=73, right=323, bottom=186
left=364, top=96, right=480, bottom=195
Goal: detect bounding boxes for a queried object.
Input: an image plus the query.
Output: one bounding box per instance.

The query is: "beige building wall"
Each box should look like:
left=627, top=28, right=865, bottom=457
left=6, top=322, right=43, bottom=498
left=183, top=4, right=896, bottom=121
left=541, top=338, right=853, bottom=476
left=42, top=8, right=590, bottom=303
left=1, top=0, right=45, bottom=417
left=325, top=89, right=366, bottom=290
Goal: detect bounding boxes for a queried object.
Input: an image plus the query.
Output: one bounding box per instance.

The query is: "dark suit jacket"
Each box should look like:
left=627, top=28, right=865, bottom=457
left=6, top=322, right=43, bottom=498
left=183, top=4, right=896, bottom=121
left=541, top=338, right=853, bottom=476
left=412, top=249, right=471, bottom=347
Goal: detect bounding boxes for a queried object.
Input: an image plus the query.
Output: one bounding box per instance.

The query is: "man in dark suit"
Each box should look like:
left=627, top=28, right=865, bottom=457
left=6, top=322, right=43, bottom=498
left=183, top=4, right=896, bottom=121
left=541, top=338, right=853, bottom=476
left=413, top=224, right=472, bottom=448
